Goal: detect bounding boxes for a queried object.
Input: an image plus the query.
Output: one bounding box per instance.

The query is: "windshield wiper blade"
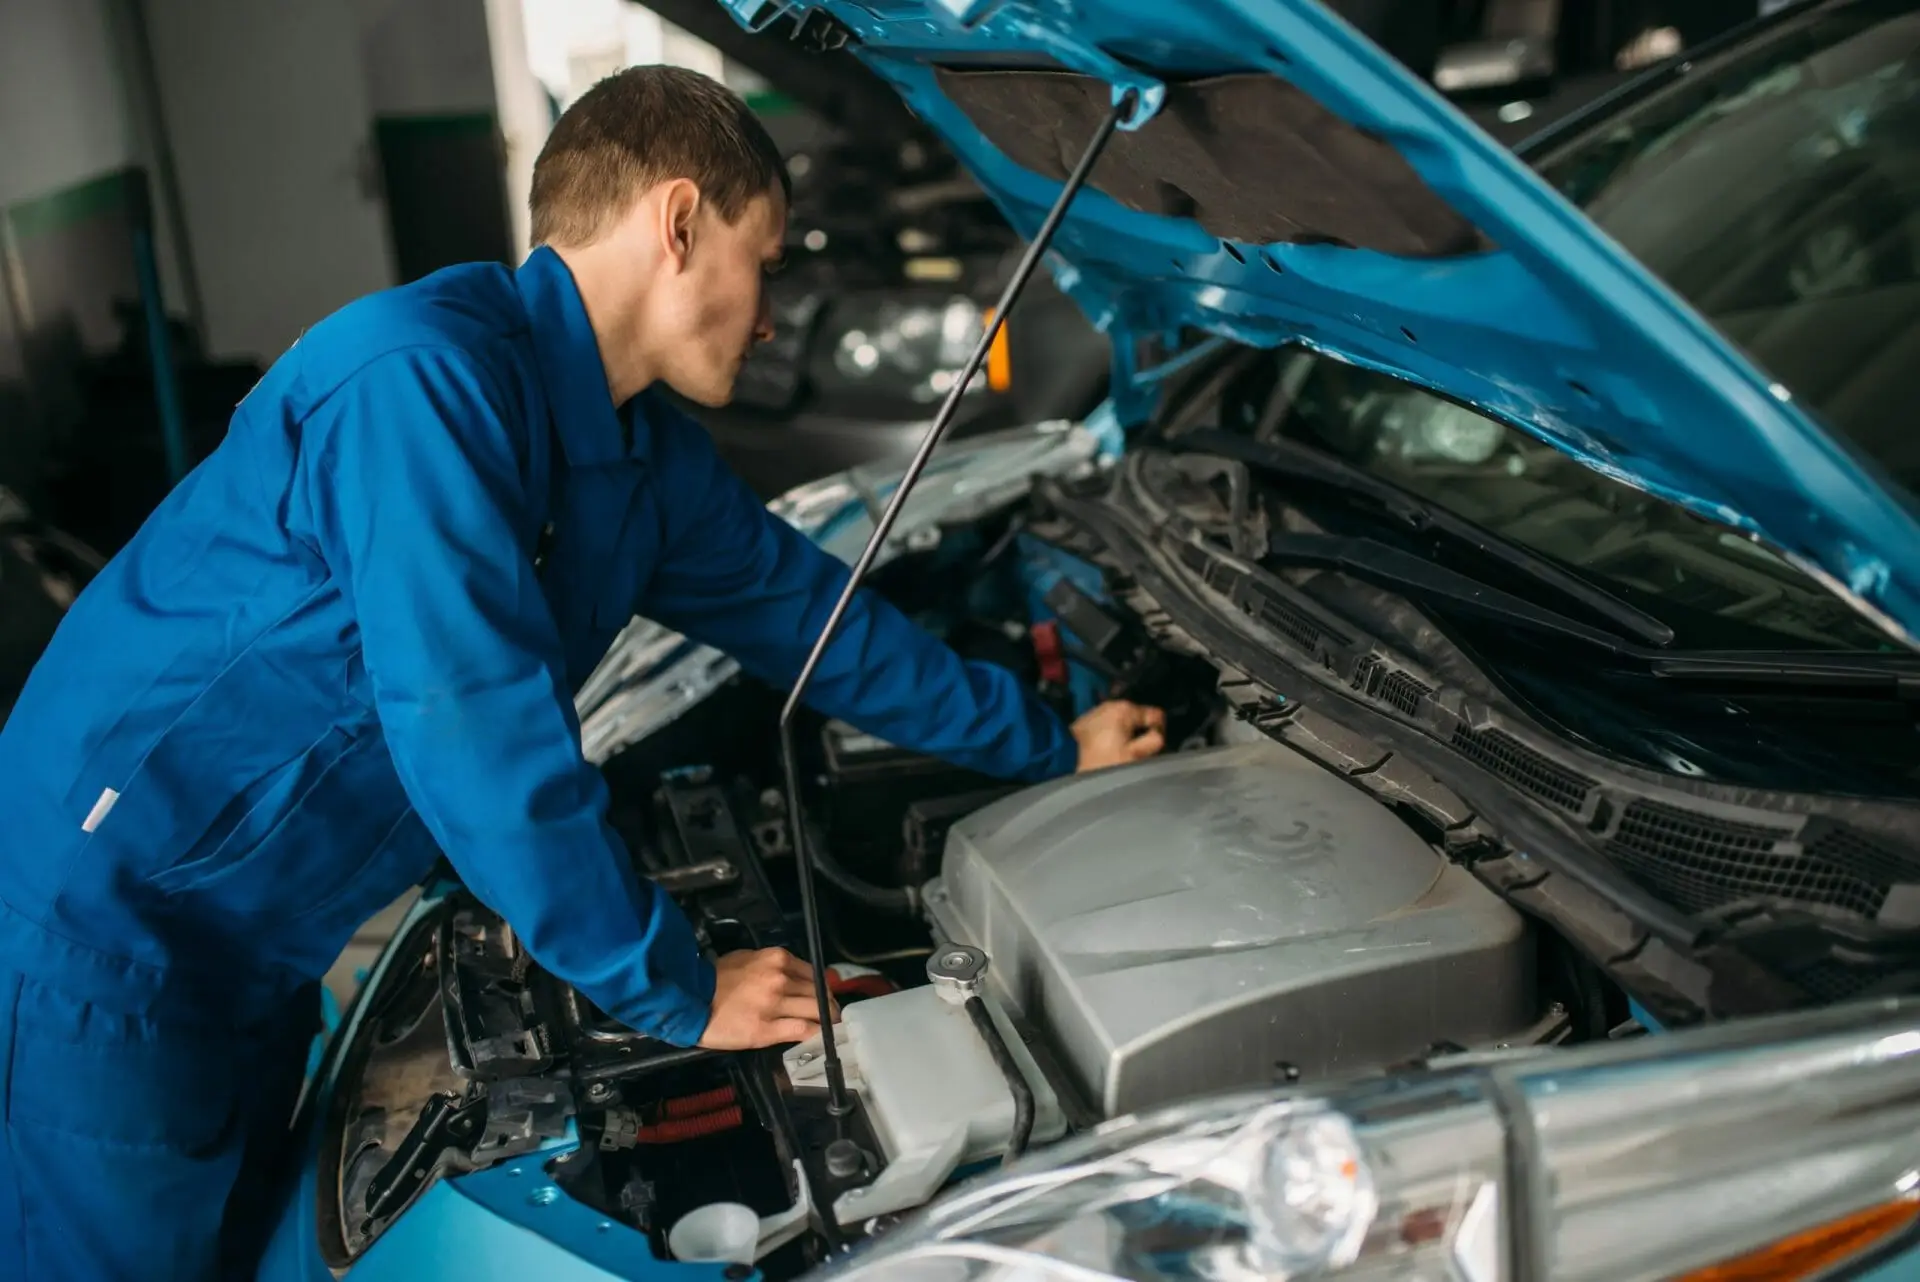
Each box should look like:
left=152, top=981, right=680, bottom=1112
left=1262, top=533, right=1920, bottom=680
left=1179, top=427, right=1677, bottom=647
left=1265, top=532, right=1643, bottom=654
left=1647, top=651, right=1920, bottom=692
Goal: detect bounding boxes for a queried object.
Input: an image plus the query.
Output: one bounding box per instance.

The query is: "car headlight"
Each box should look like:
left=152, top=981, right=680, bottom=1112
left=815, top=999, right=1920, bottom=1282
left=816, top=1080, right=1504, bottom=1281
left=820, top=295, right=990, bottom=403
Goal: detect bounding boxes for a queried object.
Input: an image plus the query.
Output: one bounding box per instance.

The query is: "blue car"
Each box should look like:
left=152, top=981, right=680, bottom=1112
left=260, top=1, right=1920, bottom=1279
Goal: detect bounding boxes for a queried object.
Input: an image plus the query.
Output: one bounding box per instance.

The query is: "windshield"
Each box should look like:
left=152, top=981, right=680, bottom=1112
left=1175, top=347, right=1918, bottom=796
left=1534, top=0, right=1920, bottom=497
left=1195, top=346, right=1895, bottom=652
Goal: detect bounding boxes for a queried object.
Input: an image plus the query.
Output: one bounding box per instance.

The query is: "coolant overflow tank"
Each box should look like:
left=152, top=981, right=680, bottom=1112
left=783, top=982, right=1065, bottom=1225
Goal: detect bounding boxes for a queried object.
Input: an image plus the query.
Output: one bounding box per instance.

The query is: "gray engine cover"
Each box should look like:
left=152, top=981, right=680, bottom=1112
left=926, top=739, right=1533, bottom=1117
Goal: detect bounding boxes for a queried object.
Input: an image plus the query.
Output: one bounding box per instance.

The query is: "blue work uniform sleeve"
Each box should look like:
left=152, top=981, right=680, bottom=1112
left=642, top=399, right=1078, bottom=782
left=306, top=350, right=715, bottom=1047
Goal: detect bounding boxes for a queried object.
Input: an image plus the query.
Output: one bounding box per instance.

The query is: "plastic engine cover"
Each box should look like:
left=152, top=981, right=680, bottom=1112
left=925, top=739, right=1533, bottom=1116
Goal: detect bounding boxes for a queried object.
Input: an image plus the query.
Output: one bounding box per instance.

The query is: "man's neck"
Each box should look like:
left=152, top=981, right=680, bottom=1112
left=549, top=242, right=655, bottom=407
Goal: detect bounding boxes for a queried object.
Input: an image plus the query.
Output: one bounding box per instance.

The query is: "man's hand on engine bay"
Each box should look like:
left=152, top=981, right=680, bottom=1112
left=1071, top=699, right=1167, bottom=772
left=698, top=948, right=840, bottom=1050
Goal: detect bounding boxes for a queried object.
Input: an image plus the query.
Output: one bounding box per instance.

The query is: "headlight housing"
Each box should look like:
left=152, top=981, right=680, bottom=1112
left=814, top=999, right=1920, bottom=1282
left=817, top=1080, right=1505, bottom=1282
left=817, top=295, right=991, bottom=403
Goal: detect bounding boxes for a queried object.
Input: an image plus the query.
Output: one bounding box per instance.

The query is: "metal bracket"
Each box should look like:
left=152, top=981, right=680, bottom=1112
left=721, top=0, right=800, bottom=32
left=988, top=2, right=1165, bottom=129
left=791, top=8, right=853, bottom=51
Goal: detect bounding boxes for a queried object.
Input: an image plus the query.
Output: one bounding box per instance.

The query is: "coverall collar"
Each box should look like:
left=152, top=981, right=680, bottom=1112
left=515, top=245, right=636, bottom=467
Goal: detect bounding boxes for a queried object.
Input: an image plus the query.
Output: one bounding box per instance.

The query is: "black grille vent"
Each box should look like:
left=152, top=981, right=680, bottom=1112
left=1450, top=726, right=1595, bottom=812
left=1350, top=655, right=1431, bottom=717
left=1259, top=598, right=1323, bottom=654
left=1804, top=827, right=1920, bottom=885
left=1176, top=542, right=1209, bottom=575
left=1378, top=671, right=1431, bottom=717
left=1783, top=958, right=1916, bottom=1004
left=1606, top=801, right=1887, bottom=919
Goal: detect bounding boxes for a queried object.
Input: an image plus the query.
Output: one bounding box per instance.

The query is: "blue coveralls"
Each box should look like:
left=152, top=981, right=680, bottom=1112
left=0, top=246, right=1075, bottom=1279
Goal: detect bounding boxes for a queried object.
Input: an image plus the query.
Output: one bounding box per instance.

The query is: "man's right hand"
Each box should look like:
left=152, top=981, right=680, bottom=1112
left=697, top=948, right=837, bottom=1050
left=1071, top=699, right=1167, bottom=772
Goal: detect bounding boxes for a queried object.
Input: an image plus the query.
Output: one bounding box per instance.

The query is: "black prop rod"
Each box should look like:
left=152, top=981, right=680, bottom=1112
left=778, top=91, right=1135, bottom=1118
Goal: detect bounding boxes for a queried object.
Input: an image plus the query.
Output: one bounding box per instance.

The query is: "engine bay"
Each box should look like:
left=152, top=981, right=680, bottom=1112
left=318, top=519, right=1611, bottom=1277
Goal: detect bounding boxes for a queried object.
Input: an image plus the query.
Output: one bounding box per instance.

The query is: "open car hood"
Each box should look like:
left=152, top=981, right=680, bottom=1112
left=718, top=0, right=1920, bottom=643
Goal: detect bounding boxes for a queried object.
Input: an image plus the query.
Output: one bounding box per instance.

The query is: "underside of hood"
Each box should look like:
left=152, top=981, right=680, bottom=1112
left=718, top=0, right=1920, bottom=644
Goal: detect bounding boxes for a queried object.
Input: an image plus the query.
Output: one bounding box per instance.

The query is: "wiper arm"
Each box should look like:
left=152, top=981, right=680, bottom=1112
left=1265, top=532, right=1642, bottom=654
left=1255, top=530, right=1920, bottom=691
left=1179, top=428, right=1676, bottom=647
left=1263, top=532, right=1920, bottom=681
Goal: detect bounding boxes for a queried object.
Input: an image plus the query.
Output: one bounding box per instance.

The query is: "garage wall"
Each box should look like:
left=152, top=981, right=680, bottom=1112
left=487, top=0, right=550, bottom=260
left=351, top=0, right=517, bottom=281
left=0, top=0, right=149, bottom=499
left=0, top=0, right=136, bottom=211
left=142, top=0, right=396, bottom=364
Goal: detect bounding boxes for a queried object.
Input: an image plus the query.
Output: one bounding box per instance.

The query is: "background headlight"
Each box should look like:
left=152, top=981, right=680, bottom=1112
left=823, top=296, right=990, bottom=403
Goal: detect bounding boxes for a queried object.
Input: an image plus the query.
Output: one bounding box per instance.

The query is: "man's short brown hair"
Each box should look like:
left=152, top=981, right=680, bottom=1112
left=530, top=65, right=790, bottom=247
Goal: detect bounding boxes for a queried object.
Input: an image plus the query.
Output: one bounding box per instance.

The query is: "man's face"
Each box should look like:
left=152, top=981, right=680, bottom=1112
left=653, top=189, right=786, bottom=408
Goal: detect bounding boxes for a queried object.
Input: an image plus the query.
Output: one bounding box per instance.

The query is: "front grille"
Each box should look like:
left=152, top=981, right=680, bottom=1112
left=1606, top=801, right=1887, bottom=919
left=1450, top=726, right=1595, bottom=813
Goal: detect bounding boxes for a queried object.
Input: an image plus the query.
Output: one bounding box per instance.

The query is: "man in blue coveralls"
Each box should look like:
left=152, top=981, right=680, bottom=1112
left=0, top=67, right=1165, bottom=1279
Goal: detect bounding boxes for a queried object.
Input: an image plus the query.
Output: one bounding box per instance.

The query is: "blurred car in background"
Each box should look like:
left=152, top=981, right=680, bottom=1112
left=701, top=132, right=1113, bottom=497
left=1442, top=0, right=1791, bottom=141
left=647, top=0, right=1112, bottom=496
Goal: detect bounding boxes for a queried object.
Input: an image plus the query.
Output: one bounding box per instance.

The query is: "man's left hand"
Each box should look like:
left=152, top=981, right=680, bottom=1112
left=1071, top=700, right=1167, bottom=772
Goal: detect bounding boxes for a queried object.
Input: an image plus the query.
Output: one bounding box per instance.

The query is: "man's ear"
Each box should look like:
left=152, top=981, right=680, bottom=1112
left=658, top=178, right=701, bottom=271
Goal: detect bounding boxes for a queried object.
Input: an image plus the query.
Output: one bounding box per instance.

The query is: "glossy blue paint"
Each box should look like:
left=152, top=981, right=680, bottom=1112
left=347, top=1140, right=750, bottom=1282
left=724, top=0, right=1920, bottom=642
left=1082, top=400, right=1124, bottom=457
left=258, top=1128, right=748, bottom=1282
left=1856, top=1250, right=1920, bottom=1282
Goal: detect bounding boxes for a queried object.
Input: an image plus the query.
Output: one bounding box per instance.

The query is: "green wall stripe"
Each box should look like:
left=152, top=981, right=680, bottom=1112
left=4, top=168, right=136, bottom=241
left=743, top=89, right=799, bottom=116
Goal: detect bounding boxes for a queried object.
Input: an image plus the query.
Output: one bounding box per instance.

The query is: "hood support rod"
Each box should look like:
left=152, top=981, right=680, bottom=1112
left=777, top=89, right=1134, bottom=1119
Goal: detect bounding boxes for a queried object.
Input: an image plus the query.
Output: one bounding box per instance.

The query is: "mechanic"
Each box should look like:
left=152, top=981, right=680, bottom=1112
left=0, top=66, right=1165, bottom=1281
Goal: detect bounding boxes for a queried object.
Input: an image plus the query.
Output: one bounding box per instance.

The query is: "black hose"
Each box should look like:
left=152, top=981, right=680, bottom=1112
left=964, top=995, right=1034, bottom=1163
left=804, top=819, right=917, bottom=914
